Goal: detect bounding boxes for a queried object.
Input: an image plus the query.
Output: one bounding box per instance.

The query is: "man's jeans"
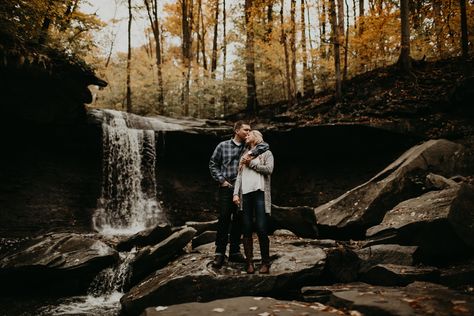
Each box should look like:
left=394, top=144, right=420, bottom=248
left=242, top=190, right=268, bottom=239
left=215, top=186, right=242, bottom=256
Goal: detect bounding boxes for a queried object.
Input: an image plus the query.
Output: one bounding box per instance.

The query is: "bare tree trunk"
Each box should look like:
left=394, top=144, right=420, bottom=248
left=398, top=0, right=411, bottom=73
left=300, top=0, right=314, bottom=97
left=337, top=0, right=345, bottom=45
left=210, top=0, right=219, bottom=117
left=343, top=0, right=349, bottom=81
left=290, top=0, right=297, bottom=98
left=211, top=0, right=219, bottom=78
left=358, top=0, right=364, bottom=35
left=126, top=0, right=132, bottom=112
left=305, top=0, right=317, bottom=85
left=329, top=0, right=342, bottom=101
left=199, top=0, right=208, bottom=71
left=460, top=0, right=469, bottom=59
left=222, top=0, right=228, bottom=115
left=245, top=0, right=258, bottom=114
left=266, top=2, right=274, bottom=38
left=319, top=0, right=329, bottom=59
left=281, top=0, right=293, bottom=105
left=181, top=0, right=194, bottom=116
left=432, top=0, right=443, bottom=56
left=105, top=1, right=119, bottom=68
left=196, top=0, right=201, bottom=65
left=144, top=0, right=165, bottom=114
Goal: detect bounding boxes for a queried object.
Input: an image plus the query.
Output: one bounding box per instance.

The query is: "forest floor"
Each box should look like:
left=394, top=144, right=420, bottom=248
left=237, top=56, right=474, bottom=149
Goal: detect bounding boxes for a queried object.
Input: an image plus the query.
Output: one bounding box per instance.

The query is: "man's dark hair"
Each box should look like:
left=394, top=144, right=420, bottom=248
left=234, top=120, right=249, bottom=133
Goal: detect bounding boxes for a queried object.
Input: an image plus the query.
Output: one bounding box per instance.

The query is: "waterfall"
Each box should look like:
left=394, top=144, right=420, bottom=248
left=93, top=109, right=165, bottom=236
left=39, top=251, right=136, bottom=316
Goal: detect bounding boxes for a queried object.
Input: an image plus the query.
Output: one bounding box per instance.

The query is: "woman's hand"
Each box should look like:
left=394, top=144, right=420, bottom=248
left=233, top=195, right=240, bottom=206
left=241, top=153, right=252, bottom=165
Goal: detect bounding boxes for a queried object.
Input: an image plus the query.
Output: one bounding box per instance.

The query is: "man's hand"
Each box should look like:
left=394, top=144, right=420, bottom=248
left=233, top=195, right=240, bottom=206
left=221, top=180, right=233, bottom=188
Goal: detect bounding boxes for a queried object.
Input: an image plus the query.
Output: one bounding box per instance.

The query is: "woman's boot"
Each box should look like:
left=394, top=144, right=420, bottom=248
left=243, top=237, right=255, bottom=274
left=258, top=235, right=270, bottom=274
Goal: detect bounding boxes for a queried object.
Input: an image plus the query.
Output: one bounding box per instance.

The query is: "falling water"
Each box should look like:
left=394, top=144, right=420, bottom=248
left=93, top=109, right=164, bottom=236
left=39, top=251, right=136, bottom=315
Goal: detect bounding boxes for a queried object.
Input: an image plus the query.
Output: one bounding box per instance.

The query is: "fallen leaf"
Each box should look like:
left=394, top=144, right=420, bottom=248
left=249, top=306, right=258, bottom=311
left=258, top=313, right=270, bottom=316
left=212, top=307, right=225, bottom=313
left=155, top=306, right=168, bottom=311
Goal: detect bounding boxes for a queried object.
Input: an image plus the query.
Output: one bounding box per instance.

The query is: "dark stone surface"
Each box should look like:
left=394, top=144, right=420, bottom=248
left=121, top=241, right=327, bottom=316
left=142, top=296, right=341, bottom=316
left=116, top=223, right=173, bottom=252
left=315, top=139, right=468, bottom=239
left=0, top=233, right=117, bottom=295
left=302, top=282, right=474, bottom=316
left=0, top=122, right=102, bottom=237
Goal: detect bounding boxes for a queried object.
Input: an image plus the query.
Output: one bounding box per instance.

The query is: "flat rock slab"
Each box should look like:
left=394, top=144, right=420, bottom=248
left=142, top=296, right=346, bottom=316
left=360, top=264, right=440, bottom=286
left=315, top=139, right=466, bottom=237
left=302, top=282, right=474, bottom=316
left=0, top=233, right=117, bottom=294
left=121, top=240, right=327, bottom=315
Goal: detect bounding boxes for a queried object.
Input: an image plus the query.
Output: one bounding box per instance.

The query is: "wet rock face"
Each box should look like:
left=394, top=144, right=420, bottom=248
left=157, top=125, right=413, bottom=226
left=302, top=282, right=474, bottom=316
left=0, top=233, right=118, bottom=295
left=0, top=122, right=102, bottom=237
left=120, top=242, right=327, bottom=315
left=314, top=139, right=468, bottom=239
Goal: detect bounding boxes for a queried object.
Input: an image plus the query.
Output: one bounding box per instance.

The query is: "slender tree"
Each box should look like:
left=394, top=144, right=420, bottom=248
left=329, top=0, right=342, bottom=101
left=290, top=0, right=297, bottom=98
left=300, top=0, right=314, bottom=96
left=460, top=0, right=469, bottom=58
left=245, top=0, right=258, bottom=114
left=343, top=0, right=349, bottom=81
left=181, top=0, right=194, bottom=116
left=126, top=0, right=132, bottom=112
left=398, top=0, right=411, bottom=73
left=144, top=0, right=165, bottom=114
left=211, top=0, right=219, bottom=79
left=105, top=1, right=119, bottom=68
left=281, top=0, right=293, bottom=105
left=266, top=1, right=274, bottom=37
left=222, top=0, right=228, bottom=115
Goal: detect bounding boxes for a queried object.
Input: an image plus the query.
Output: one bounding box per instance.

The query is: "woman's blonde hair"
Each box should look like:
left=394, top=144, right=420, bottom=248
left=250, top=130, right=263, bottom=144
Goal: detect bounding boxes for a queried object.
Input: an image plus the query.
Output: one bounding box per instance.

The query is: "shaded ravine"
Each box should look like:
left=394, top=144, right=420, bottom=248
left=0, top=109, right=419, bottom=316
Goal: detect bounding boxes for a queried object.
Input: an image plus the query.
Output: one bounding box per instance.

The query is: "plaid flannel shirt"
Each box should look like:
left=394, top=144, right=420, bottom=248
left=209, top=139, right=269, bottom=184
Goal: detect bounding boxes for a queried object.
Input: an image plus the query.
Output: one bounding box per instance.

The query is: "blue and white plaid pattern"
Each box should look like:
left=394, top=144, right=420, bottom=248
left=209, top=139, right=244, bottom=184
left=209, top=140, right=269, bottom=184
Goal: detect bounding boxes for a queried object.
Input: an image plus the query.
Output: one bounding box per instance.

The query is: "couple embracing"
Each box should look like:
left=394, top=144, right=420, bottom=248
left=209, top=121, right=274, bottom=274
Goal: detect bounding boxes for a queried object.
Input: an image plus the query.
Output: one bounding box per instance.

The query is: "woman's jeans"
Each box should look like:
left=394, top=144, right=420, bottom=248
left=215, top=186, right=242, bottom=256
left=242, top=190, right=268, bottom=240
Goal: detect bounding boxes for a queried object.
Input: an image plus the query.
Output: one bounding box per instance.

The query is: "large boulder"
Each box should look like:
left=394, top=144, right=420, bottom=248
left=302, top=282, right=474, bottom=316
left=366, top=183, right=474, bottom=262
left=0, top=233, right=117, bottom=294
left=120, top=242, right=327, bottom=316
left=116, top=223, right=173, bottom=252
left=271, top=205, right=318, bottom=238
left=356, top=244, right=420, bottom=272
left=315, top=139, right=467, bottom=238
left=141, top=296, right=343, bottom=316
left=129, top=226, right=196, bottom=286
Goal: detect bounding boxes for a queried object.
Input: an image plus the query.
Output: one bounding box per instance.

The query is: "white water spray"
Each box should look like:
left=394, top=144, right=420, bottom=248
left=93, top=110, right=164, bottom=236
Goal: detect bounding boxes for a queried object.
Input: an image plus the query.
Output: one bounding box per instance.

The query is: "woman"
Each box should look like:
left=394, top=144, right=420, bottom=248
left=233, top=130, right=274, bottom=274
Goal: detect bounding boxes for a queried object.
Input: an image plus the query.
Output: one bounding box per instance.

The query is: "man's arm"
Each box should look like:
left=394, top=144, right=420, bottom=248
left=248, top=141, right=269, bottom=157
left=209, top=144, right=225, bottom=184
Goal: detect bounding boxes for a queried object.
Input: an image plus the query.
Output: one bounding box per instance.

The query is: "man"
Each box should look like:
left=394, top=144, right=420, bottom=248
left=209, top=121, right=269, bottom=268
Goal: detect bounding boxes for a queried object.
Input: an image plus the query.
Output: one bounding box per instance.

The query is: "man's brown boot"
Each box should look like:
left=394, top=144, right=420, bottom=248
left=243, top=237, right=255, bottom=274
